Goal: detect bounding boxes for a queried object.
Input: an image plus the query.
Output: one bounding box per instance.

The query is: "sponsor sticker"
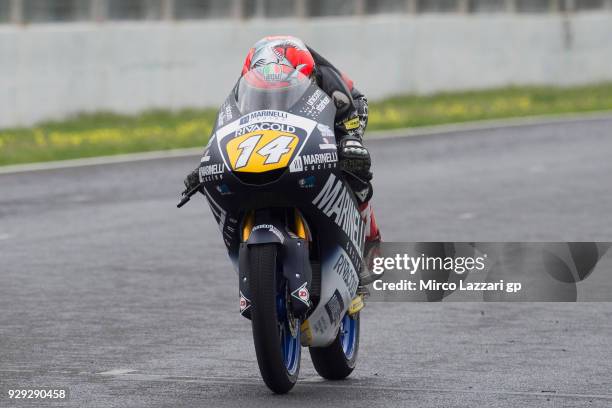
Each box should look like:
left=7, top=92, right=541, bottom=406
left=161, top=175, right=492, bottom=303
left=216, top=184, right=232, bottom=195
left=200, top=163, right=224, bottom=176
left=298, top=89, right=332, bottom=119
left=289, top=156, right=304, bottom=173
left=251, top=224, right=285, bottom=243
left=226, top=130, right=298, bottom=173
left=306, top=89, right=331, bottom=113
left=333, top=250, right=359, bottom=295
left=290, top=153, right=338, bottom=172
left=302, top=152, right=337, bottom=165
left=199, top=163, right=225, bottom=181
left=319, top=143, right=337, bottom=150
left=312, top=174, right=365, bottom=252
left=239, top=291, right=251, bottom=314
left=200, top=149, right=211, bottom=163
left=318, top=126, right=337, bottom=150
left=217, top=101, right=234, bottom=127
left=307, top=90, right=324, bottom=107
left=343, top=117, right=360, bottom=130
left=324, top=289, right=345, bottom=325
left=235, top=122, right=296, bottom=137
left=291, top=282, right=310, bottom=306
left=315, top=97, right=330, bottom=112
left=317, top=123, right=335, bottom=138
left=312, top=315, right=329, bottom=334
left=239, top=110, right=289, bottom=126
left=298, top=175, right=316, bottom=189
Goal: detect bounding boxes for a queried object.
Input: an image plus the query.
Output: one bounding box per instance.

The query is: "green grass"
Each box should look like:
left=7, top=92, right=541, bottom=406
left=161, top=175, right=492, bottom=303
left=2, top=83, right=612, bottom=166
left=368, top=83, right=612, bottom=129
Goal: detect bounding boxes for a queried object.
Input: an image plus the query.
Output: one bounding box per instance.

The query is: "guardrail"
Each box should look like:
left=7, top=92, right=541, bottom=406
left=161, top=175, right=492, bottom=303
left=1, top=0, right=612, bottom=24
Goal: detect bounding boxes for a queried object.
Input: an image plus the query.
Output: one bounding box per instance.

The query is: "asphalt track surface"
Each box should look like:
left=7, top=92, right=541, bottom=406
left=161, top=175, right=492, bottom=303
left=1, top=117, right=612, bottom=407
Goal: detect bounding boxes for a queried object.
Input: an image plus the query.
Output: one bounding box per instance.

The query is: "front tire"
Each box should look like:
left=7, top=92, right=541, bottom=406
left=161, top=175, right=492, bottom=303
left=310, top=312, right=360, bottom=380
left=249, top=244, right=301, bottom=394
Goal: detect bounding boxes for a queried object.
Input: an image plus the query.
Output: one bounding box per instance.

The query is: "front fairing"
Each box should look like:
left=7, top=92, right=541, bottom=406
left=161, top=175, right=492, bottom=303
left=201, top=81, right=338, bottom=213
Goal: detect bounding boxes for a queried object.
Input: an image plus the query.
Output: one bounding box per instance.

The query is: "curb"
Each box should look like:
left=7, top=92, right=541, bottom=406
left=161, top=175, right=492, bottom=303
left=2, top=111, right=611, bottom=175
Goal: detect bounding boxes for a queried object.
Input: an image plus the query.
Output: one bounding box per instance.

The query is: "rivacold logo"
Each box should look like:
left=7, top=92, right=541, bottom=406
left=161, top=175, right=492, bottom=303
left=333, top=250, right=359, bottom=295
left=235, top=122, right=296, bottom=136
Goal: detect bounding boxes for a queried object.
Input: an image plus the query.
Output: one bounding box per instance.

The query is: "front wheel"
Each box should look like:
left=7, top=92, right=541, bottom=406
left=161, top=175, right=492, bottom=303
left=310, top=312, right=360, bottom=380
left=249, top=244, right=301, bottom=394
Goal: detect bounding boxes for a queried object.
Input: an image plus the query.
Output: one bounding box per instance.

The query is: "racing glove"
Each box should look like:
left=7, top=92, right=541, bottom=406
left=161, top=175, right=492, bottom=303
left=183, top=168, right=200, bottom=191
left=338, top=136, right=372, bottom=182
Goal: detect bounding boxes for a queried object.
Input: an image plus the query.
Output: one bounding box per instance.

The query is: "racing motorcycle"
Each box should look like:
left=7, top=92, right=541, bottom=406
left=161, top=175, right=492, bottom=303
left=178, top=64, right=367, bottom=393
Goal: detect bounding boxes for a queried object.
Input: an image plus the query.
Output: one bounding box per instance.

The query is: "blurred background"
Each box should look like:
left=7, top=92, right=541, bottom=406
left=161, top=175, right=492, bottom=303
left=3, top=0, right=612, bottom=24
left=1, top=0, right=611, bottom=165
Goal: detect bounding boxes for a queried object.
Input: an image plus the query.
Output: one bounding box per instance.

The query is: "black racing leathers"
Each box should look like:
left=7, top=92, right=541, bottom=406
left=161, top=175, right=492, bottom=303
left=307, top=47, right=369, bottom=142
left=307, top=47, right=372, bottom=201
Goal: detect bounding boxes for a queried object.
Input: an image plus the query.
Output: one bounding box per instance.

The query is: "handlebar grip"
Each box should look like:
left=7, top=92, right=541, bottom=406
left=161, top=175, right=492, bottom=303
left=177, top=195, right=190, bottom=208
left=177, top=183, right=204, bottom=208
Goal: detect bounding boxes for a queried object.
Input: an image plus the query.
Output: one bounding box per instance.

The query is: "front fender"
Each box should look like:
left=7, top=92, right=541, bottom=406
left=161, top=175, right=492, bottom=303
left=238, top=215, right=312, bottom=319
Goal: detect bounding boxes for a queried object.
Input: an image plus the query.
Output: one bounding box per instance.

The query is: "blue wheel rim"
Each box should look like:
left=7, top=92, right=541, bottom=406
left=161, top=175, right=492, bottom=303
left=340, top=314, right=357, bottom=360
left=277, top=294, right=300, bottom=375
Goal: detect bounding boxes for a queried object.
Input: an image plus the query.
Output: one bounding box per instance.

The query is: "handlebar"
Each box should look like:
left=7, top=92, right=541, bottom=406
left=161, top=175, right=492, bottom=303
left=177, top=183, right=204, bottom=208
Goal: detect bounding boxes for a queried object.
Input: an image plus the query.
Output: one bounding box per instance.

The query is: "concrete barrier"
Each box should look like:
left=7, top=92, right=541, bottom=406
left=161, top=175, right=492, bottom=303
left=1, top=12, right=611, bottom=128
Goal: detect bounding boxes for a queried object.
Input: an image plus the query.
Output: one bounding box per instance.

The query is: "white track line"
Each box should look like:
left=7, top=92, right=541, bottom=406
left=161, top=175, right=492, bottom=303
left=0, top=147, right=202, bottom=175
left=2, top=112, right=611, bottom=175
left=98, top=368, right=138, bottom=375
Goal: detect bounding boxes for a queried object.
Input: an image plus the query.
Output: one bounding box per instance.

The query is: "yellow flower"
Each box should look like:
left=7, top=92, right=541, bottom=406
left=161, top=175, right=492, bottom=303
left=34, top=129, right=47, bottom=147
left=518, top=96, right=531, bottom=110
left=447, top=103, right=467, bottom=116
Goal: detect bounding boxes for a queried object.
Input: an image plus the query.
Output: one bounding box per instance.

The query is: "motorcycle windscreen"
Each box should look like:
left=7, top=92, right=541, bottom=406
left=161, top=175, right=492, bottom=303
left=236, top=64, right=313, bottom=114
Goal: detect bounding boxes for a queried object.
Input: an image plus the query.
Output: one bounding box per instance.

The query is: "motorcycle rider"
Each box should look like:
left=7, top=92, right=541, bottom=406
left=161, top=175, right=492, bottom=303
left=184, top=35, right=381, bottom=285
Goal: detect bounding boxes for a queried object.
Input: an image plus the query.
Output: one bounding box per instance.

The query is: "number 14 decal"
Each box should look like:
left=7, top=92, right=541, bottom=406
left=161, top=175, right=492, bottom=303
left=235, top=134, right=295, bottom=169
left=226, top=130, right=299, bottom=173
